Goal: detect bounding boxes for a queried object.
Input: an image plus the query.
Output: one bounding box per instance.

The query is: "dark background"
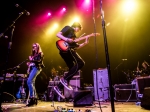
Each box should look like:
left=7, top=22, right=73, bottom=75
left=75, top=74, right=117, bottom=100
left=0, top=0, right=150, bottom=94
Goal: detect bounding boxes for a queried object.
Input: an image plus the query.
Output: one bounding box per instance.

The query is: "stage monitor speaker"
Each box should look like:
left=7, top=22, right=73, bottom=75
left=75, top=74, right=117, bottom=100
left=141, top=87, right=150, bottom=110
left=73, top=90, right=93, bottom=107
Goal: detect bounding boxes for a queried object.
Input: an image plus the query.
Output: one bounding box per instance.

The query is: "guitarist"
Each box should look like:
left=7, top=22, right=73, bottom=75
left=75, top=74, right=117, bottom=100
left=26, top=43, right=44, bottom=106
left=54, top=22, right=99, bottom=99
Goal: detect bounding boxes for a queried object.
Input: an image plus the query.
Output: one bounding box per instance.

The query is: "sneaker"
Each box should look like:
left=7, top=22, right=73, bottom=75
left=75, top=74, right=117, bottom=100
left=53, top=86, right=65, bottom=99
left=60, top=78, right=73, bottom=90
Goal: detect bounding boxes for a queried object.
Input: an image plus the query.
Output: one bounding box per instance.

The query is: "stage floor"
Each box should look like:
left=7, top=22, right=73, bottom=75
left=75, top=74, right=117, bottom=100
left=1, top=101, right=149, bottom=112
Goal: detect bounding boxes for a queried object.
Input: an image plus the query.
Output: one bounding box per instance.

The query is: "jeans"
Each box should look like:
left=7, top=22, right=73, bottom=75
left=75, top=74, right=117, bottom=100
left=27, top=66, right=41, bottom=98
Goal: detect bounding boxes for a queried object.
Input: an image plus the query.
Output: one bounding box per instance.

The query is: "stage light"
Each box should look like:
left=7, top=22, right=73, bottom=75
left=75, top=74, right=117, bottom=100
left=122, top=0, right=137, bottom=14
left=47, top=12, right=51, bottom=16
left=46, top=23, right=59, bottom=35
left=85, top=0, right=90, bottom=4
left=62, top=8, right=66, bottom=12
left=73, top=17, right=80, bottom=22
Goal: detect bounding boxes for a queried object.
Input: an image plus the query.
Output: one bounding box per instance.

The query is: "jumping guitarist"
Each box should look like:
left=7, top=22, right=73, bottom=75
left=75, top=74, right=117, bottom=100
left=54, top=22, right=100, bottom=99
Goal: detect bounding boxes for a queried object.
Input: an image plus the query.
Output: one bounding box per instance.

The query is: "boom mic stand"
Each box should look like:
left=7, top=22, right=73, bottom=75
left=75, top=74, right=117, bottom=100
left=0, top=12, right=25, bottom=112
left=11, top=59, right=28, bottom=98
left=99, top=0, right=115, bottom=112
left=114, top=60, right=124, bottom=84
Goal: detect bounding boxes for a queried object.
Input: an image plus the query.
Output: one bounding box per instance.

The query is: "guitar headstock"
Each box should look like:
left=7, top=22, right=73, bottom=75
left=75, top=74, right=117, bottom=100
left=90, top=33, right=100, bottom=36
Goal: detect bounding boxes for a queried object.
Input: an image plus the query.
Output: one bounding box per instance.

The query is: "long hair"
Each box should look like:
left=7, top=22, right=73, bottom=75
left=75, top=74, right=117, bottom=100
left=31, top=43, right=43, bottom=56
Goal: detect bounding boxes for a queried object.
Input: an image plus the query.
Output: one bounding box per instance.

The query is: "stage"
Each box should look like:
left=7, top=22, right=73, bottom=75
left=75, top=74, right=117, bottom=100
left=1, top=101, right=149, bottom=112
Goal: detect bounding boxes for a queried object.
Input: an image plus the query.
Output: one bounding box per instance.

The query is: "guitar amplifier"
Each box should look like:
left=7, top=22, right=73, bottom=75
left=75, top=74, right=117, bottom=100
left=93, top=68, right=110, bottom=101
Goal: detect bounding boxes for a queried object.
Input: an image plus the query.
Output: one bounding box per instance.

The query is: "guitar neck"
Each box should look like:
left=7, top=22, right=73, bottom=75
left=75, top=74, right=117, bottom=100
left=74, top=35, right=90, bottom=42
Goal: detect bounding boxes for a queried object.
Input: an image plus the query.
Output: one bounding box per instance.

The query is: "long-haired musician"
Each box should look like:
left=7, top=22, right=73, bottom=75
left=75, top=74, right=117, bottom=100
left=26, top=43, right=44, bottom=106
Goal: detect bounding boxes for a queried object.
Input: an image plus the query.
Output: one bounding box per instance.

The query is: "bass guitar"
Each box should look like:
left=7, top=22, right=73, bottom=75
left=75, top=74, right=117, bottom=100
left=56, top=33, right=100, bottom=52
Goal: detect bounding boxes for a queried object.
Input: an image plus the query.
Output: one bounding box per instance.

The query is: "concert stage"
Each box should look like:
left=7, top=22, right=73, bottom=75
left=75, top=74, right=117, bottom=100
left=1, top=101, right=149, bottom=112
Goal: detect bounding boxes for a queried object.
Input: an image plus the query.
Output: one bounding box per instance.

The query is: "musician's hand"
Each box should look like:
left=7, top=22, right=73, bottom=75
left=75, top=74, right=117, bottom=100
left=85, top=36, right=90, bottom=44
left=29, top=56, right=33, bottom=61
left=66, top=38, right=74, bottom=43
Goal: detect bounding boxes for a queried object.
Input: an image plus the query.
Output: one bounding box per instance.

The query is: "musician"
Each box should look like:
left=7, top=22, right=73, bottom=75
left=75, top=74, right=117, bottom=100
left=54, top=22, right=99, bottom=99
left=26, top=43, right=44, bottom=106
left=137, top=61, right=150, bottom=75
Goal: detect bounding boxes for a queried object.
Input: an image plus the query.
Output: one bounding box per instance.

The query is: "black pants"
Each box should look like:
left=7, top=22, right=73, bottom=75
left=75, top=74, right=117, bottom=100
left=58, top=49, right=85, bottom=88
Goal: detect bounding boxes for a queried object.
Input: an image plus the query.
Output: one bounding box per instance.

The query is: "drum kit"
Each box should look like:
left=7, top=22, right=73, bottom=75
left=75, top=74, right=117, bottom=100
left=49, top=66, right=68, bottom=86
left=123, top=61, right=150, bottom=84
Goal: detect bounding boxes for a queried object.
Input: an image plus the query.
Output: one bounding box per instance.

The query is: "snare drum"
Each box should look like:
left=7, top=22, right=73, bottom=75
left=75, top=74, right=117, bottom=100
left=49, top=81, right=55, bottom=86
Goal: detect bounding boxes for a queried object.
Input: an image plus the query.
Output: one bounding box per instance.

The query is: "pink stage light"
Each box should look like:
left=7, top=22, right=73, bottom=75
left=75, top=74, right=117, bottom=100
left=62, top=8, right=66, bottom=12
left=85, top=0, right=90, bottom=4
left=47, top=12, right=51, bottom=16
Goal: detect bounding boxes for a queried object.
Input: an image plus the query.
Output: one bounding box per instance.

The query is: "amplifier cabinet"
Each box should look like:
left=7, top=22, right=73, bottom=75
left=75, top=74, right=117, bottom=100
left=114, top=89, right=137, bottom=102
left=114, top=84, right=136, bottom=89
left=135, top=76, right=150, bottom=94
left=93, top=68, right=110, bottom=101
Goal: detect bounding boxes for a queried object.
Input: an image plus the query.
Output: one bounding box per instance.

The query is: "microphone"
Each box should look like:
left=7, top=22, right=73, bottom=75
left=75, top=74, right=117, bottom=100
left=122, top=59, right=127, bottom=61
left=13, top=66, right=20, bottom=69
left=15, top=4, right=30, bottom=16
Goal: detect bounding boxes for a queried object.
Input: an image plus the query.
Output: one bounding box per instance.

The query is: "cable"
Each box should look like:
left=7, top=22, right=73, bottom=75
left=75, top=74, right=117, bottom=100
left=3, top=92, right=16, bottom=102
left=125, top=84, right=135, bottom=102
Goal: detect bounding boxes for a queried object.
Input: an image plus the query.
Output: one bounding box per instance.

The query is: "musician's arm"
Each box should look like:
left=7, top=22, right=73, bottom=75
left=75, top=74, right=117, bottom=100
left=56, top=32, right=74, bottom=43
left=30, top=53, right=44, bottom=62
left=77, top=36, right=90, bottom=49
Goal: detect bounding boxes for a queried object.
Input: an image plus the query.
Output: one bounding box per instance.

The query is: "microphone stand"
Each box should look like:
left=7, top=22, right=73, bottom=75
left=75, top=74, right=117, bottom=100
left=12, top=59, right=28, bottom=98
left=114, top=61, right=124, bottom=84
left=100, top=0, right=115, bottom=112
left=0, top=12, right=24, bottom=111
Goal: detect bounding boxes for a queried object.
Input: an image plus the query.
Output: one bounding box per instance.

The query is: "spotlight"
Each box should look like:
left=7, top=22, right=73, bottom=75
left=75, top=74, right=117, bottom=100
left=62, top=8, right=66, bottom=12
left=47, top=12, right=51, bottom=16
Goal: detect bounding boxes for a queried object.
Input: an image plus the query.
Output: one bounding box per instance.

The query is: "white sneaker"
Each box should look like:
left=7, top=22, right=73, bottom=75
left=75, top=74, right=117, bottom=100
left=60, top=78, right=73, bottom=90
left=53, top=86, right=65, bottom=99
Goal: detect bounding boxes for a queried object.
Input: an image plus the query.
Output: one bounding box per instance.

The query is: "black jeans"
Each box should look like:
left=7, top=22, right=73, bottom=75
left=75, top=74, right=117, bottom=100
left=59, top=49, right=85, bottom=87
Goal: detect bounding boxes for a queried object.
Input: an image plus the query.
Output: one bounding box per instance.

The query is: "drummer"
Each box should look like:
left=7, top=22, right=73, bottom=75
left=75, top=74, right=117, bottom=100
left=137, top=61, right=150, bottom=76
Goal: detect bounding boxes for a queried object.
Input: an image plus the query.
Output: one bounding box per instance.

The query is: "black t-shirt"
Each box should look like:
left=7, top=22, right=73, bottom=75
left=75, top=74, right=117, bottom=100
left=60, top=26, right=79, bottom=48
left=61, top=26, right=76, bottom=39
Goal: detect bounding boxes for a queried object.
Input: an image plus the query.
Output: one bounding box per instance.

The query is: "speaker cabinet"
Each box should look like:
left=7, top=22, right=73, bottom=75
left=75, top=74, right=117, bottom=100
left=141, top=87, right=150, bottom=110
left=93, top=68, right=110, bottom=101
left=136, top=76, right=150, bottom=94
left=114, top=89, right=137, bottom=101
left=73, top=90, right=93, bottom=107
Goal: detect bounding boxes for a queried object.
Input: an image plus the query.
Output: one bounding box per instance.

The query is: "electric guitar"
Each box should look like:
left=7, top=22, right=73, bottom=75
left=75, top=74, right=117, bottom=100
left=27, top=62, right=35, bottom=74
left=56, top=33, right=100, bottom=52
left=16, top=78, right=26, bottom=99
left=26, top=54, right=40, bottom=74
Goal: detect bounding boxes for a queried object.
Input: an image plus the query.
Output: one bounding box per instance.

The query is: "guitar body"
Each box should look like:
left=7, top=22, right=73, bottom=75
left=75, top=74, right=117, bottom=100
left=56, top=40, right=69, bottom=52
left=16, top=91, right=21, bottom=99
